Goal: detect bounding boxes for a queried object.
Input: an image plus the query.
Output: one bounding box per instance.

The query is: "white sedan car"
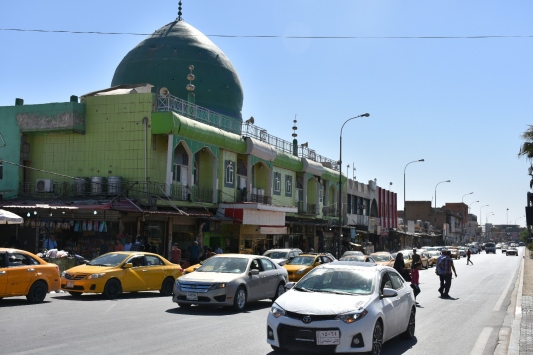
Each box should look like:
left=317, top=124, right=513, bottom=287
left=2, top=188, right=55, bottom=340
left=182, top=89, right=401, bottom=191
left=267, top=262, right=416, bottom=354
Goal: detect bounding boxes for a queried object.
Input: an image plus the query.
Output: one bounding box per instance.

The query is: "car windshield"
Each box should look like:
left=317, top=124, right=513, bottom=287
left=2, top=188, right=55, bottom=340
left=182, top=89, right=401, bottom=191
left=371, top=254, right=391, bottom=262
left=87, top=253, right=129, bottom=267
left=485, top=243, right=495, bottom=247
left=286, top=256, right=316, bottom=266
left=295, top=268, right=374, bottom=295
left=196, top=257, right=248, bottom=274
left=340, top=256, right=365, bottom=262
left=264, top=251, right=287, bottom=259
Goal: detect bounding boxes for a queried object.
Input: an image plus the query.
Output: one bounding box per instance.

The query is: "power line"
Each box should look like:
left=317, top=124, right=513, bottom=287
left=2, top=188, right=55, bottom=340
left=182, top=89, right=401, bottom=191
left=0, top=28, right=532, bottom=39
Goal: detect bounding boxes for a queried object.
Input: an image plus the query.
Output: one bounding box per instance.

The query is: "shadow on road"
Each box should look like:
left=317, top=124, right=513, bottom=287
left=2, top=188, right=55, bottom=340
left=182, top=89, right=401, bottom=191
left=166, top=299, right=273, bottom=316
left=50, top=291, right=168, bottom=302
left=0, top=298, right=53, bottom=307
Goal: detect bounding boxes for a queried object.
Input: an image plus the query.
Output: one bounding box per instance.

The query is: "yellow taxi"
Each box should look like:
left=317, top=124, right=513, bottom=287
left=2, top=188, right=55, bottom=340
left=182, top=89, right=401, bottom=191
left=0, top=248, right=61, bottom=303
left=61, top=251, right=182, bottom=299
left=183, top=255, right=215, bottom=275
left=369, top=252, right=395, bottom=267
left=283, top=253, right=335, bottom=282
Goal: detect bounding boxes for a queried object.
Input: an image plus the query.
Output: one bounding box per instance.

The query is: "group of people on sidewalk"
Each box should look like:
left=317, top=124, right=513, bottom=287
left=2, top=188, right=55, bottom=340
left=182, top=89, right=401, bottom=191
left=393, top=248, right=459, bottom=303
left=169, top=241, right=224, bottom=266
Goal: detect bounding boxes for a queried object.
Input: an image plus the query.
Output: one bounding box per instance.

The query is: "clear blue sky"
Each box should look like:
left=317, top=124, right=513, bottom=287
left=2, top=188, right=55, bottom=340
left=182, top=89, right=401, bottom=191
left=1, top=1, right=531, bottom=226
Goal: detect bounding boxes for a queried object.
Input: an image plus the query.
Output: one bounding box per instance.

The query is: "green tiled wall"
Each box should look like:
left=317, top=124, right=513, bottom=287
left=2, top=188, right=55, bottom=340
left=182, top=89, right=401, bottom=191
left=218, top=149, right=237, bottom=201
left=272, top=167, right=296, bottom=207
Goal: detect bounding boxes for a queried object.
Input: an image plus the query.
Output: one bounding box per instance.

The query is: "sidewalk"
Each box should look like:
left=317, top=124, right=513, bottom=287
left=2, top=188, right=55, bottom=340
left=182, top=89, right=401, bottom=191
left=520, top=247, right=533, bottom=354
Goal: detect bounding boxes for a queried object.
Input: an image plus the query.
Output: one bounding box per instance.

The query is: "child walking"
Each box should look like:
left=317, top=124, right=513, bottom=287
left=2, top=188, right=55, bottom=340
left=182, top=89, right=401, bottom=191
left=410, top=262, right=421, bottom=304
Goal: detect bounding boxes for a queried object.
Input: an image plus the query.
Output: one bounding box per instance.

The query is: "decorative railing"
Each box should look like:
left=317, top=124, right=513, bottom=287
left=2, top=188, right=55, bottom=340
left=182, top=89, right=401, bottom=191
left=156, top=94, right=242, bottom=135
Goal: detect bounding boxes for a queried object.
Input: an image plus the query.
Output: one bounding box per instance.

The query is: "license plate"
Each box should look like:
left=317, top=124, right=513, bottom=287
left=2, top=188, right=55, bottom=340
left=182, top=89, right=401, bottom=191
left=186, top=292, right=198, bottom=301
left=66, top=281, right=74, bottom=288
left=316, top=330, right=340, bottom=345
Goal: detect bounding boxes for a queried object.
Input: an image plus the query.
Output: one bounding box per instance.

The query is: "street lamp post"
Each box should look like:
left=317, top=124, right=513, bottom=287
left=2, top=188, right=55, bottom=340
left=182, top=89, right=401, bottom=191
left=461, top=192, right=473, bottom=242
left=486, top=212, right=494, bottom=240
left=479, top=204, right=489, bottom=242
left=403, top=159, right=425, bottom=228
left=338, top=113, right=370, bottom=258
left=507, top=208, right=509, bottom=225
left=434, top=180, right=451, bottom=244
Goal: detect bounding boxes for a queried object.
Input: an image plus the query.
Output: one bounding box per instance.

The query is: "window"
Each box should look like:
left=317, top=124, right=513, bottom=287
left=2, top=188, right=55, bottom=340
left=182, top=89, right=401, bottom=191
left=224, top=160, right=235, bottom=188
left=260, top=258, right=276, bottom=271
left=285, top=175, right=292, bottom=197
left=273, top=172, right=281, bottom=195
left=380, top=272, right=393, bottom=291
left=0, top=161, right=3, bottom=180
left=145, top=255, right=163, bottom=266
left=388, top=272, right=405, bottom=290
left=319, top=183, right=323, bottom=203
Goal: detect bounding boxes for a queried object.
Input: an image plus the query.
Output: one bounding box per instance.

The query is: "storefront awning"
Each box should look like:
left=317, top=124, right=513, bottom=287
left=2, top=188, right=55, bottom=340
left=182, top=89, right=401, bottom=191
left=0, top=209, right=24, bottom=224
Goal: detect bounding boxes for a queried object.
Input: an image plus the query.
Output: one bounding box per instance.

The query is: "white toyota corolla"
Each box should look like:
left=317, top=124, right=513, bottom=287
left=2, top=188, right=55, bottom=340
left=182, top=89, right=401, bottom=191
left=267, top=261, right=416, bottom=354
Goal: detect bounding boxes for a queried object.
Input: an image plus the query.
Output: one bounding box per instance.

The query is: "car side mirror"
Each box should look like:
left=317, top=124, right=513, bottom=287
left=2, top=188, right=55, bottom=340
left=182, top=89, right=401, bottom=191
left=249, top=269, right=260, bottom=276
left=124, top=263, right=133, bottom=269
left=285, top=282, right=295, bottom=290
left=381, top=288, right=398, bottom=298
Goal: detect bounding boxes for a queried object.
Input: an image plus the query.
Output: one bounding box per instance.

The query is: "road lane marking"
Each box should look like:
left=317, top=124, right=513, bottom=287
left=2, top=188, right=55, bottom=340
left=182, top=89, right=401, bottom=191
left=469, top=327, right=492, bottom=355
left=493, top=272, right=516, bottom=312
left=12, top=344, right=69, bottom=355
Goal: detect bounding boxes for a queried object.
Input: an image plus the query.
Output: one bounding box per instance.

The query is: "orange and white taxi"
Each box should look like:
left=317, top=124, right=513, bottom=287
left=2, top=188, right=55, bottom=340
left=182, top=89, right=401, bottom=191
left=0, top=248, right=61, bottom=303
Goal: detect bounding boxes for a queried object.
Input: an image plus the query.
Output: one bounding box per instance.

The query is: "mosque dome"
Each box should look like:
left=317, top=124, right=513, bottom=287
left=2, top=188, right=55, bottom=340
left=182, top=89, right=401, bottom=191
left=111, top=19, right=243, bottom=120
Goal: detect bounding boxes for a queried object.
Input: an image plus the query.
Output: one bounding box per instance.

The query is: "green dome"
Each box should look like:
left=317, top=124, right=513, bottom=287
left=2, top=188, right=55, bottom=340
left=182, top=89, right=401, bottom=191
left=111, top=20, right=243, bottom=120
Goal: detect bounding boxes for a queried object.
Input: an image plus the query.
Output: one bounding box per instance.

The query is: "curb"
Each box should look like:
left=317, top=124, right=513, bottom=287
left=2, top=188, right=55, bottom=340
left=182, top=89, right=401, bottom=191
left=508, top=252, right=524, bottom=355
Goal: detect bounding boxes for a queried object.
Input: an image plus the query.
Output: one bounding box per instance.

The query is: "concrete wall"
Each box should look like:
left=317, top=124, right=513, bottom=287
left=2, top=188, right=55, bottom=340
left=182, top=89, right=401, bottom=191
left=0, top=106, right=22, bottom=199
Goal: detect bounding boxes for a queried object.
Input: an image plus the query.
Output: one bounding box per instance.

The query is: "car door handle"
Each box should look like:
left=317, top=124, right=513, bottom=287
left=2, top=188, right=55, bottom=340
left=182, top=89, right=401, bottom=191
left=142, top=270, right=148, bottom=272
left=27, top=268, right=35, bottom=272
left=0, top=271, right=5, bottom=275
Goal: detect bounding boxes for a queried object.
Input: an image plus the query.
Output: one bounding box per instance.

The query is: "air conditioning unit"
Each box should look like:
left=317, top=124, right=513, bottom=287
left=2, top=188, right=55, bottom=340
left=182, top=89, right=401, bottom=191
left=35, top=179, right=54, bottom=192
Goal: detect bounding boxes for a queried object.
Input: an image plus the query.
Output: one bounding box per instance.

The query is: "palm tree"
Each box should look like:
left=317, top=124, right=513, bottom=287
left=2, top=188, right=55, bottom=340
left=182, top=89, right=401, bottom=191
left=518, top=125, right=533, bottom=188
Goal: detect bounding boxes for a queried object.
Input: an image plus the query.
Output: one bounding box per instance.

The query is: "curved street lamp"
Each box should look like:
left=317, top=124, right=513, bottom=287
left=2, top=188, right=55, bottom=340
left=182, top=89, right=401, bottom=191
left=468, top=200, right=479, bottom=213
left=338, top=113, right=370, bottom=258
left=462, top=192, right=473, bottom=203
left=403, top=159, right=425, bottom=226
left=479, top=204, right=489, bottom=242
left=434, top=180, right=451, bottom=211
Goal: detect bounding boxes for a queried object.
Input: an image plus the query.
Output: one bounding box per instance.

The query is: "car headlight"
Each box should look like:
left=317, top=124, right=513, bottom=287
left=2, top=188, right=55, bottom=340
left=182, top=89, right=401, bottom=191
left=208, top=283, right=227, bottom=291
left=296, top=268, right=308, bottom=275
left=271, top=303, right=286, bottom=318
left=336, top=310, right=368, bottom=324
left=61, top=271, right=66, bottom=278
left=175, top=280, right=181, bottom=289
left=87, top=273, right=106, bottom=279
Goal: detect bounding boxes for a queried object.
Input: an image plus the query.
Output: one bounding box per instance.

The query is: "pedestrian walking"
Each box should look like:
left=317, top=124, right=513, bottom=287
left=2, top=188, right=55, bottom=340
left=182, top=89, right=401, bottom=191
left=438, top=250, right=457, bottom=298
left=393, top=252, right=410, bottom=281
left=188, top=241, right=201, bottom=265
left=411, top=262, right=421, bottom=304
left=411, top=248, right=421, bottom=270
left=466, top=248, right=473, bottom=265
left=170, top=243, right=181, bottom=264
left=436, top=250, right=447, bottom=297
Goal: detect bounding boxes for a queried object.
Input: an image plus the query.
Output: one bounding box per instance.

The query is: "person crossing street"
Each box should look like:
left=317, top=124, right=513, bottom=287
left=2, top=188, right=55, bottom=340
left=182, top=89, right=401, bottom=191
left=466, top=248, right=473, bottom=265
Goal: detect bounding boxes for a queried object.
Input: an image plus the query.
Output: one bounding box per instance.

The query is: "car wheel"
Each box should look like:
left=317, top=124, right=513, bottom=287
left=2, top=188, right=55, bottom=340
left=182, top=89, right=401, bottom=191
left=272, top=282, right=285, bottom=301
left=103, top=279, right=121, bottom=299
left=401, top=307, right=416, bottom=339
left=160, top=277, right=175, bottom=296
left=177, top=302, right=192, bottom=308
left=369, top=320, right=383, bottom=355
left=233, top=286, right=247, bottom=312
left=26, top=281, right=48, bottom=303
left=68, top=291, right=83, bottom=297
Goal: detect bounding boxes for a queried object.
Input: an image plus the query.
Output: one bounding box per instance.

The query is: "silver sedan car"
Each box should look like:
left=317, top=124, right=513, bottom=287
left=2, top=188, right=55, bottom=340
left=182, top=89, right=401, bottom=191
left=173, top=254, right=289, bottom=311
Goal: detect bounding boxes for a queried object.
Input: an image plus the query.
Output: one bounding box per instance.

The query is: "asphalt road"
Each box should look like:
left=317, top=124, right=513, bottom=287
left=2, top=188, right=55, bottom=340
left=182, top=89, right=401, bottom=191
left=0, top=248, right=523, bottom=355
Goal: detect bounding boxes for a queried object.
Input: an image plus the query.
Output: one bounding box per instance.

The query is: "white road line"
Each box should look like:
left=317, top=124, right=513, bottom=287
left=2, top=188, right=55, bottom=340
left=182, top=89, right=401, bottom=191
left=470, top=327, right=492, bottom=355
left=493, top=272, right=516, bottom=312
left=12, top=344, right=69, bottom=355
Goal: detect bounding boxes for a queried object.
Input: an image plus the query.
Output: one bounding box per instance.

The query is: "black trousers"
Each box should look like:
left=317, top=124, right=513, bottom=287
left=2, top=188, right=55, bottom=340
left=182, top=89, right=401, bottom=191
left=438, top=274, right=445, bottom=293
left=443, top=274, right=452, bottom=295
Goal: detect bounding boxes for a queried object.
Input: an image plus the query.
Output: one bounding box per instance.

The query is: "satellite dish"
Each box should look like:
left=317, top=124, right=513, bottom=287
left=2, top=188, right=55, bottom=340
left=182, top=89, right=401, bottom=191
left=159, top=87, right=170, bottom=97
left=245, top=116, right=255, bottom=124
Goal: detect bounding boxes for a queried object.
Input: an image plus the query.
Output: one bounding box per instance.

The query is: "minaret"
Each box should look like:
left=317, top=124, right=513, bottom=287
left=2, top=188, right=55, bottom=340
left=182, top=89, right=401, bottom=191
left=292, top=115, right=298, bottom=156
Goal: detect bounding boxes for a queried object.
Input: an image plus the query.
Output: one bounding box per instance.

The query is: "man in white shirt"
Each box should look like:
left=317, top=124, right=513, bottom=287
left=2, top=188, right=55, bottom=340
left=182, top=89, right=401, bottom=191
left=123, top=237, right=133, bottom=251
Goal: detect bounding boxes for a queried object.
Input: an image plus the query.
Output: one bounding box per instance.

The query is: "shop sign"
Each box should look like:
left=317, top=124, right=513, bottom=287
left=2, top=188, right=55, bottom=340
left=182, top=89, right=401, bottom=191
left=260, top=226, right=287, bottom=235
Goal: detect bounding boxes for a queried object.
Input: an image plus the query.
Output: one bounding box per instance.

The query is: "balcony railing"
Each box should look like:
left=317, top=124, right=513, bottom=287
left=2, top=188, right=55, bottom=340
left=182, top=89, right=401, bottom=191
left=250, top=194, right=272, bottom=205
left=156, top=94, right=242, bottom=135
left=322, top=206, right=338, bottom=217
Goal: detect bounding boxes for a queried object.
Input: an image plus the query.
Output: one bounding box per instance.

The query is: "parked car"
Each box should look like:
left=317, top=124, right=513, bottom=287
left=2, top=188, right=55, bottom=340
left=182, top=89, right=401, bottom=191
left=0, top=248, right=61, bottom=303
left=506, top=247, right=518, bottom=256
left=263, top=248, right=302, bottom=266
left=267, top=261, right=416, bottom=353
left=484, top=242, right=496, bottom=254
left=369, top=252, right=395, bottom=267
left=427, top=251, right=441, bottom=267
left=283, top=253, right=336, bottom=282
left=61, top=251, right=182, bottom=299
left=339, top=255, right=375, bottom=263
left=173, top=254, right=288, bottom=311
